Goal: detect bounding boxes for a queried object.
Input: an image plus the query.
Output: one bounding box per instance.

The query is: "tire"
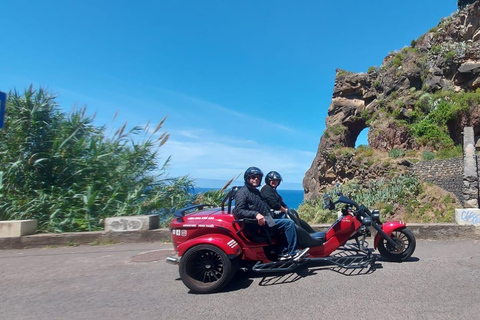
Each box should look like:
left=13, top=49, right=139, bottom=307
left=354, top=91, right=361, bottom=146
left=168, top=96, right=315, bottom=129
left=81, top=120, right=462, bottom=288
left=179, top=244, right=238, bottom=294
left=378, top=228, right=416, bottom=262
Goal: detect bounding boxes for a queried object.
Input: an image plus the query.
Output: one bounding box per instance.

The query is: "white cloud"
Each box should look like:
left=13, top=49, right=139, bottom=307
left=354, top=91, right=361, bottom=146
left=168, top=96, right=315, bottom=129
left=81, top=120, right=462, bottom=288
left=161, top=130, right=314, bottom=186
left=171, top=91, right=296, bottom=133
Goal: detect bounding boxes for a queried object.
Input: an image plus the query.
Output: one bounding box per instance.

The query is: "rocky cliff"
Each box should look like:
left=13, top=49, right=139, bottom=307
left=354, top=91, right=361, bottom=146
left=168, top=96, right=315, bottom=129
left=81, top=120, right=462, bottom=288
left=304, top=1, right=480, bottom=200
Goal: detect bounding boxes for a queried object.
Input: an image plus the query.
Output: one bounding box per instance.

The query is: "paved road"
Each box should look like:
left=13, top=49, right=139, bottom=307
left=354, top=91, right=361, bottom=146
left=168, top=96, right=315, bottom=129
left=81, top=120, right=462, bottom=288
left=1, top=239, right=479, bottom=320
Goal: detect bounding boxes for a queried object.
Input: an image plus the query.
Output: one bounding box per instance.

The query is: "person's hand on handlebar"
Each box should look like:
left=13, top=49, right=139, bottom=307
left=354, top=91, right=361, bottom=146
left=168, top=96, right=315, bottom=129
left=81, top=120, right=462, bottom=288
left=256, top=213, right=266, bottom=226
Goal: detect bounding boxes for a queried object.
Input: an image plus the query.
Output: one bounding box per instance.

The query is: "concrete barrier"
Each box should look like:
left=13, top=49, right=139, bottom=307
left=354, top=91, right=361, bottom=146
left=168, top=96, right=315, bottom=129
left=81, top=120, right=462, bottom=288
left=104, top=215, right=159, bottom=232
left=0, top=220, right=37, bottom=238
left=455, top=208, right=480, bottom=226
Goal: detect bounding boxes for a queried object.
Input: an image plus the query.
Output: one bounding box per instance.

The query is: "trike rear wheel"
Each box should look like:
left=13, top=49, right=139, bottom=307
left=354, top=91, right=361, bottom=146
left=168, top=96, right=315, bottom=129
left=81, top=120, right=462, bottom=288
left=378, top=228, right=416, bottom=262
left=179, top=244, right=238, bottom=294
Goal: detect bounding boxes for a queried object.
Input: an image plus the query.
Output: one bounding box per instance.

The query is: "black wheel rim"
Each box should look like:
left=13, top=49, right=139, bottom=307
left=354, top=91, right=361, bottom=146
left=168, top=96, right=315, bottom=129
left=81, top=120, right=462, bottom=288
left=186, top=250, right=224, bottom=283
left=386, top=230, right=409, bottom=254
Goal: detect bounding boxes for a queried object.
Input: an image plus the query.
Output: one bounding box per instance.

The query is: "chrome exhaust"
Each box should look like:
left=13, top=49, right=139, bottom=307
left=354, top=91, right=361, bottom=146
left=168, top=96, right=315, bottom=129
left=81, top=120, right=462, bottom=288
left=166, top=256, right=180, bottom=265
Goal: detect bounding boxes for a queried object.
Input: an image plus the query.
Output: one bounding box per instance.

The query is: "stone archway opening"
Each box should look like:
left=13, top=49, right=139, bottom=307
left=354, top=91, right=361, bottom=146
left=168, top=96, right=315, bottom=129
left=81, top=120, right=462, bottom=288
left=343, top=118, right=367, bottom=148
left=355, top=127, right=370, bottom=148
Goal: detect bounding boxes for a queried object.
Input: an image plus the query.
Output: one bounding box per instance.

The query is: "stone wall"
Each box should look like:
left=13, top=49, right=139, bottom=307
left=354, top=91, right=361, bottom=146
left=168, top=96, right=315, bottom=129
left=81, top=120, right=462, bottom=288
left=412, top=157, right=464, bottom=205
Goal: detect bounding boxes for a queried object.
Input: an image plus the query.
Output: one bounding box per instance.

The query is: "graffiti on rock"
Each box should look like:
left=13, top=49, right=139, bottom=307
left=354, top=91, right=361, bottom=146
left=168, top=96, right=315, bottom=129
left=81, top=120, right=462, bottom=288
left=108, top=218, right=143, bottom=231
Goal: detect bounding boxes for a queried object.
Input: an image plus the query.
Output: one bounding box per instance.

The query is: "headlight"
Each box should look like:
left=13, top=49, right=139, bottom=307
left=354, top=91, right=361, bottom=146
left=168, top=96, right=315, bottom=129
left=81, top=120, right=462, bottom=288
left=371, top=209, right=381, bottom=223
left=361, top=216, right=372, bottom=226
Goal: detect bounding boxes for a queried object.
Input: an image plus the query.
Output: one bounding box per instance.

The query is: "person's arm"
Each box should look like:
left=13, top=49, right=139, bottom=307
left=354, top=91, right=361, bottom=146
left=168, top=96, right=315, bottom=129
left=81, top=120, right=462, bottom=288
left=233, top=188, right=259, bottom=219
left=260, top=185, right=282, bottom=210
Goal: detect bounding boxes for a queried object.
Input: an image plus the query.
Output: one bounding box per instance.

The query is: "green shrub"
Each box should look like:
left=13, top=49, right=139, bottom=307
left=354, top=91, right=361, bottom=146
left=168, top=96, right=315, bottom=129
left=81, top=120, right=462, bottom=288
left=388, top=148, right=405, bottom=159
left=411, top=90, right=480, bottom=150
left=393, top=53, right=405, bottom=67
left=356, top=145, right=374, bottom=157
left=436, top=145, right=462, bottom=159
left=298, top=175, right=423, bottom=222
left=422, top=151, right=436, bottom=161
left=297, top=198, right=337, bottom=224
left=445, top=50, right=455, bottom=62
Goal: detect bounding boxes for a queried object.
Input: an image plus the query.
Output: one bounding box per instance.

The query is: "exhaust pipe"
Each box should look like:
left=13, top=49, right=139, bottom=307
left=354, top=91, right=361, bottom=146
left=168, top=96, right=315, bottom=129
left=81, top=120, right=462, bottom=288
left=166, top=256, right=180, bottom=265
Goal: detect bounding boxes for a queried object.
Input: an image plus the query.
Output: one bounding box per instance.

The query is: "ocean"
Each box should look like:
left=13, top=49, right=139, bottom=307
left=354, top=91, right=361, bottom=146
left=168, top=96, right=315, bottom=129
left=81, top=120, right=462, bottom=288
left=193, top=187, right=305, bottom=209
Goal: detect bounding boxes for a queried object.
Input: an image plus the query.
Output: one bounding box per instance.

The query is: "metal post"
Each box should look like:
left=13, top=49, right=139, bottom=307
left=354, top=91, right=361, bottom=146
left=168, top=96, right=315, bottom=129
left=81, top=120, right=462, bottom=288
left=0, top=91, right=6, bottom=129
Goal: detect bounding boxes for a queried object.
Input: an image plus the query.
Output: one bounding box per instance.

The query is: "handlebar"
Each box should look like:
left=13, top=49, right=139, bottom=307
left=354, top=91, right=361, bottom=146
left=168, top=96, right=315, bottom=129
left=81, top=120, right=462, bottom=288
left=324, top=192, right=380, bottom=225
left=323, top=193, right=360, bottom=211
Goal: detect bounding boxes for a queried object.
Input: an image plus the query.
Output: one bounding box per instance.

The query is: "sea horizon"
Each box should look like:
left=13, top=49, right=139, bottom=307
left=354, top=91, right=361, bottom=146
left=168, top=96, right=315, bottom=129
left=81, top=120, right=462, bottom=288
left=193, top=186, right=305, bottom=209
left=194, top=178, right=303, bottom=191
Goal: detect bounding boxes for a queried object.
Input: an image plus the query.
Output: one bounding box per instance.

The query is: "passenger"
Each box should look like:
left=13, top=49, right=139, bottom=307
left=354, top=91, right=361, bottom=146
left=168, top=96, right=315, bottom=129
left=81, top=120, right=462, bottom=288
left=261, top=170, right=303, bottom=224
left=233, top=166, right=308, bottom=261
left=260, top=171, right=288, bottom=219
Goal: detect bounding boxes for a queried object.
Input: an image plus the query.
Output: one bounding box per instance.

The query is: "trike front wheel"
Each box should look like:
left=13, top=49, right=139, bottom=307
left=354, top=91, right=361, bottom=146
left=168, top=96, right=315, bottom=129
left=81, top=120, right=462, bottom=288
left=378, top=228, right=416, bottom=262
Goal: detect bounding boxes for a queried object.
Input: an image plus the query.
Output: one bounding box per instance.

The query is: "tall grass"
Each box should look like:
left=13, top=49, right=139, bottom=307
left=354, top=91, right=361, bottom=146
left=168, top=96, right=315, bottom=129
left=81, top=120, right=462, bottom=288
left=0, top=87, right=194, bottom=232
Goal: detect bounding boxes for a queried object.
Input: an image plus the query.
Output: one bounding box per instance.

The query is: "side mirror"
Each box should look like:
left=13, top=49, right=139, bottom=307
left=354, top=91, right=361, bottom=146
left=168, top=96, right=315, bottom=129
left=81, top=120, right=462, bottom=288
left=323, top=194, right=335, bottom=210
left=335, top=182, right=343, bottom=196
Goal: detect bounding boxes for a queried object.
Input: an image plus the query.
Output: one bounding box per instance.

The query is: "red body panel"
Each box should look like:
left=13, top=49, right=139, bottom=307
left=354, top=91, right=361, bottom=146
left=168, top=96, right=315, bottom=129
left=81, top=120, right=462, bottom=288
left=176, top=233, right=242, bottom=257
left=170, top=209, right=238, bottom=254
left=169, top=206, right=409, bottom=263
left=309, top=215, right=362, bottom=257
left=374, top=221, right=407, bottom=248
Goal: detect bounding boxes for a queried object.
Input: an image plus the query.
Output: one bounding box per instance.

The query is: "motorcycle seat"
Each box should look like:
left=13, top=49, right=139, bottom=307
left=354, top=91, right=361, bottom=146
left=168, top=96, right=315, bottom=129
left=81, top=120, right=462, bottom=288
left=295, top=225, right=325, bottom=247
left=296, top=218, right=326, bottom=241
left=310, top=231, right=326, bottom=241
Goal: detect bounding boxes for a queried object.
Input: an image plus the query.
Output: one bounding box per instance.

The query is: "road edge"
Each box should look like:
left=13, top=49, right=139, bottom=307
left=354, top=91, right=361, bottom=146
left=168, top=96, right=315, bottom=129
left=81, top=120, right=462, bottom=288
left=0, top=223, right=479, bottom=250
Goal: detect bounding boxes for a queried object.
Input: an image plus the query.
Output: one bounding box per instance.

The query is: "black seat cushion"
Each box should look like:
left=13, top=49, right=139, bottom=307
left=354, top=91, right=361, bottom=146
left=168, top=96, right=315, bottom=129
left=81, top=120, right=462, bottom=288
left=295, top=225, right=325, bottom=247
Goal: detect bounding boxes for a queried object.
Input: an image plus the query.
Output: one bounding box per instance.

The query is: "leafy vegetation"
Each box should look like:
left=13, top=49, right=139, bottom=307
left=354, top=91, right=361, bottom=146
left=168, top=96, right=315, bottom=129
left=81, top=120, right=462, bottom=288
left=323, top=124, right=347, bottom=139
left=388, top=148, right=405, bottom=159
left=297, top=174, right=457, bottom=224
left=0, top=87, right=195, bottom=232
left=408, top=89, right=480, bottom=152
left=422, top=151, right=436, bottom=161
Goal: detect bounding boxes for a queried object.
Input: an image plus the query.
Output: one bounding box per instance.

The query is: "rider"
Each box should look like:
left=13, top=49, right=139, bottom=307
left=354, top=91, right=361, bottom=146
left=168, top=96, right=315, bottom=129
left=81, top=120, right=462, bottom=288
left=233, top=167, right=308, bottom=261
left=260, top=171, right=288, bottom=219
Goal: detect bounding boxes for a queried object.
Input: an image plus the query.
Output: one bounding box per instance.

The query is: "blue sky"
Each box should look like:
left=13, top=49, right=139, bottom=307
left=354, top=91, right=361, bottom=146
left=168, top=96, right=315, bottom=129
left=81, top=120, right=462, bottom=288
left=1, top=0, right=458, bottom=189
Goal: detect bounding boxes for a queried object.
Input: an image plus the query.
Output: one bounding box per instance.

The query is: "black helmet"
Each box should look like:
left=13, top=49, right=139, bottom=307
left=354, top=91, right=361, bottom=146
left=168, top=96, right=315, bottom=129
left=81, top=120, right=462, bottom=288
left=265, top=171, right=282, bottom=186
left=244, top=167, right=263, bottom=187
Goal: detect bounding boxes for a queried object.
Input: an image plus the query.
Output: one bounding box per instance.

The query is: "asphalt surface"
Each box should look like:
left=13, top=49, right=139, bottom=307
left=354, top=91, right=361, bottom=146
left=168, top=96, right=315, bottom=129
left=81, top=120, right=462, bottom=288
left=1, top=239, right=480, bottom=320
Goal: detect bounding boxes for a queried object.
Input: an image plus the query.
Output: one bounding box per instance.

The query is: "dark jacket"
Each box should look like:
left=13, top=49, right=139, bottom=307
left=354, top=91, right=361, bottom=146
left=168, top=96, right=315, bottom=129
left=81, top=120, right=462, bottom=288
left=260, top=184, right=287, bottom=211
left=233, top=185, right=271, bottom=219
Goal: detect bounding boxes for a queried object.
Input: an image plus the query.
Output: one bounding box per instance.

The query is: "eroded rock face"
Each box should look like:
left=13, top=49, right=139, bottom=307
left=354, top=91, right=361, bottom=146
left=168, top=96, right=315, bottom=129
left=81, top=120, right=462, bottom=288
left=304, top=1, right=480, bottom=200
left=459, top=0, right=477, bottom=9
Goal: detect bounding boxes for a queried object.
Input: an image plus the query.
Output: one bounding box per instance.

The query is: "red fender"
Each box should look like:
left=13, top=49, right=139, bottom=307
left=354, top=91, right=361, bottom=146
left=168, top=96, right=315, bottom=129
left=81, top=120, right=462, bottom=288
left=177, top=234, right=242, bottom=257
left=374, top=221, right=407, bottom=249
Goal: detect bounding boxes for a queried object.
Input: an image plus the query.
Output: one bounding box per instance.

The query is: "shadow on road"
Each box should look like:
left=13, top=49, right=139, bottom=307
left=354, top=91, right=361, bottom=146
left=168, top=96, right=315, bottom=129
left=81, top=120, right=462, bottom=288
left=204, top=252, right=420, bottom=293
left=221, top=260, right=379, bottom=292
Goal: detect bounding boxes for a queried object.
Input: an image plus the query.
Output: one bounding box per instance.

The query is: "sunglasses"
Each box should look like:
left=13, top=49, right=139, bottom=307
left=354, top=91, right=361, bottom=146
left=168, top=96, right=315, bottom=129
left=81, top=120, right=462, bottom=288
left=249, top=175, right=261, bottom=180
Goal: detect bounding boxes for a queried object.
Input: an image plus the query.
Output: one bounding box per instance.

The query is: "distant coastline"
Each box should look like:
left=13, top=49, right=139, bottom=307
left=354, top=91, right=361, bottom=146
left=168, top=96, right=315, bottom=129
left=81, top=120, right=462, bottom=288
left=193, top=187, right=305, bottom=209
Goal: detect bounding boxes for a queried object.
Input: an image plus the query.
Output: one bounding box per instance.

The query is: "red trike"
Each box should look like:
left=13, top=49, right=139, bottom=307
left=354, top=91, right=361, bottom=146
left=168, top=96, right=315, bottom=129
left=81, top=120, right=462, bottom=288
left=166, top=187, right=416, bottom=293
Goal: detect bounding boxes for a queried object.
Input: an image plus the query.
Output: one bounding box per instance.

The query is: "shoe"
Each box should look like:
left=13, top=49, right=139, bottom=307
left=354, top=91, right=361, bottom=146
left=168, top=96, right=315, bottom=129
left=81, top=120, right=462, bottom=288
left=278, top=253, right=292, bottom=261
left=292, top=247, right=310, bottom=262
